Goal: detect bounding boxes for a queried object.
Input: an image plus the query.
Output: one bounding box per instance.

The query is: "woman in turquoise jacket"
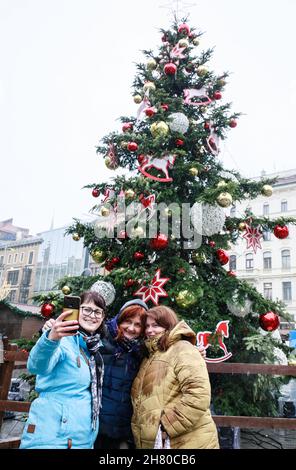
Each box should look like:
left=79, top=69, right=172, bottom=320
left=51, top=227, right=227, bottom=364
left=20, top=291, right=106, bottom=449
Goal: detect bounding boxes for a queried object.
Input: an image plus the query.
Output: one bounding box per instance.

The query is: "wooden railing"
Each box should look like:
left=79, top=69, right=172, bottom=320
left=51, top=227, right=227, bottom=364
left=1, top=338, right=296, bottom=448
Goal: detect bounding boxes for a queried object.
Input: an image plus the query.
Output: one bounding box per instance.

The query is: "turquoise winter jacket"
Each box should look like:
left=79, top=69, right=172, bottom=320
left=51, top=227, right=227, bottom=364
left=20, top=331, right=99, bottom=449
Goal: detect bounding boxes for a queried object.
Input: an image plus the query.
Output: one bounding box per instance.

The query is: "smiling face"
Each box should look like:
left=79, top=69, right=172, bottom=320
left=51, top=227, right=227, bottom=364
left=78, top=300, right=105, bottom=334
left=119, top=313, right=143, bottom=340
left=145, top=315, right=166, bottom=338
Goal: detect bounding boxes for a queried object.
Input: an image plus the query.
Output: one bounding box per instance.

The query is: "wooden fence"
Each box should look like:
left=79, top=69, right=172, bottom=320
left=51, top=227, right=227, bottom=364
left=1, top=337, right=296, bottom=448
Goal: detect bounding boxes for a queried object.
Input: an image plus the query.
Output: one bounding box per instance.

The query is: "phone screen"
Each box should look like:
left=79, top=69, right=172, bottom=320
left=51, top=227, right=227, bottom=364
left=62, top=295, right=81, bottom=322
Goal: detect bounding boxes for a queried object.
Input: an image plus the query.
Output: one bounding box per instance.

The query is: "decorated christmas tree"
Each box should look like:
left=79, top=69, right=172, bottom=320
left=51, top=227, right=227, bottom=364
left=37, top=18, right=296, bottom=418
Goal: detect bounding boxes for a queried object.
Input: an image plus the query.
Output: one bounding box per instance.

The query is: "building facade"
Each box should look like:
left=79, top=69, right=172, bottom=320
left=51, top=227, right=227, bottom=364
left=33, top=226, right=88, bottom=293
left=0, top=237, right=43, bottom=304
left=0, top=219, right=29, bottom=241
left=227, top=169, right=296, bottom=324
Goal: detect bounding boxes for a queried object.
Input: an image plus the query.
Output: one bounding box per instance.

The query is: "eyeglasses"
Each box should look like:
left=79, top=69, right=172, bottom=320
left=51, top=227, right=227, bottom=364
left=81, top=306, right=104, bottom=319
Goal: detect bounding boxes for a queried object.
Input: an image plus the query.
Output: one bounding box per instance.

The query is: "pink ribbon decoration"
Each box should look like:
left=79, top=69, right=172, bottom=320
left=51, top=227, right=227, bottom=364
left=183, top=88, right=212, bottom=106
left=206, top=129, right=220, bottom=156
left=136, top=94, right=151, bottom=123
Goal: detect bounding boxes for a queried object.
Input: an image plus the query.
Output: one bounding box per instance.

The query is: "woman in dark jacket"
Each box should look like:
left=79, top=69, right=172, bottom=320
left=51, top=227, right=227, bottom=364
left=95, top=299, right=148, bottom=449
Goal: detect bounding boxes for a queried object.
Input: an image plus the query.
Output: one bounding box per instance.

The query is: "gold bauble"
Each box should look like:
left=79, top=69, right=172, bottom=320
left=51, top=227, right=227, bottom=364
left=175, top=290, right=198, bottom=308
left=217, top=192, right=233, bottom=208
left=133, top=94, right=143, bottom=104
left=91, top=249, right=106, bottom=263
left=150, top=121, right=169, bottom=138
left=200, top=107, right=207, bottom=113
left=217, top=180, right=227, bottom=188
left=196, top=66, right=208, bottom=77
left=72, top=233, right=80, bottom=241
left=143, top=81, right=156, bottom=92
left=178, top=38, right=189, bottom=48
left=62, top=285, right=71, bottom=295
left=189, top=167, right=199, bottom=177
left=100, top=206, right=110, bottom=217
left=131, top=226, right=145, bottom=238
left=261, top=185, right=273, bottom=197
left=105, top=157, right=118, bottom=170
left=192, top=252, right=206, bottom=264
left=217, top=78, right=226, bottom=87
left=238, top=222, right=247, bottom=231
left=193, top=38, right=200, bottom=46
left=125, top=189, right=136, bottom=199
left=120, top=141, right=128, bottom=149
left=146, top=58, right=157, bottom=70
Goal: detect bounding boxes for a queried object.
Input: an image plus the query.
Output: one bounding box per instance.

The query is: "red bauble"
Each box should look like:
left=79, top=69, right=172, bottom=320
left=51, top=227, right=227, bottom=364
left=160, top=104, right=169, bottom=111
left=178, top=23, right=190, bottom=35
left=127, top=142, right=138, bottom=152
left=118, top=230, right=128, bottom=239
left=125, top=278, right=137, bottom=288
left=41, top=303, right=55, bottom=318
left=213, top=90, right=222, bottom=100
left=273, top=225, right=289, bottom=239
left=104, top=259, right=115, bottom=271
left=134, top=251, right=145, bottom=261
left=164, top=63, right=177, bottom=75
left=209, top=241, right=216, bottom=248
left=92, top=188, right=100, bottom=198
left=216, top=249, right=229, bottom=265
left=204, top=122, right=211, bottom=130
left=111, top=257, right=120, bottom=265
left=229, top=119, right=237, bottom=128
left=122, top=122, right=133, bottom=132
left=150, top=234, right=169, bottom=251
left=137, top=154, right=146, bottom=164
left=259, top=311, right=280, bottom=332
left=227, top=270, right=236, bottom=277
left=145, top=107, right=156, bottom=117
left=175, top=139, right=184, bottom=147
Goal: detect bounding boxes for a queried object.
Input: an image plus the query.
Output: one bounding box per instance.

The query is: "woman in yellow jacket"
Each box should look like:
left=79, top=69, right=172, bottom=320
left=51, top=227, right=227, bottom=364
left=131, top=306, right=219, bottom=449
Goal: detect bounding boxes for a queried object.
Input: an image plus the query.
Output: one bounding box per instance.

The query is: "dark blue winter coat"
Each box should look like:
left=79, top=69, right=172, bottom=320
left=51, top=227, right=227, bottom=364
left=97, top=315, right=144, bottom=441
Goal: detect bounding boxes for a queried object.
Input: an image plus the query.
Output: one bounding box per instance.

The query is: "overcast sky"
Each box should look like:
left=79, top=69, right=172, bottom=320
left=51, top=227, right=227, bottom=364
left=1, top=0, right=296, bottom=235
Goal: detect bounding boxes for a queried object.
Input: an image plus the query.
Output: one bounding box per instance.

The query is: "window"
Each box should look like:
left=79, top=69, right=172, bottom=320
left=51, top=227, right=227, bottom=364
left=263, top=251, right=272, bottom=270
left=282, top=250, right=291, bottom=269
left=282, top=282, right=292, bottom=302
left=230, top=206, right=236, bottom=217
left=0, top=256, right=3, bottom=265
left=263, top=282, right=272, bottom=300
left=229, top=255, right=237, bottom=271
left=262, top=230, right=271, bottom=241
left=281, top=200, right=288, bottom=212
left=20, top=252, right=24, bottom=263
left=28, top=251, right=34, bottom=264
left=22, top=268, right=32, bottom=286
left=13, top=253, right=18, bottom=263
left=7, top=270, right=19, bottom=285
left=263, top=204, right=269, bottom=216
left=7, top=290, right=16, bottom=302
left=8, top=254, right=12, bottom=264
left=245, top=253, right=254, bottom=270
left=19, top=289, right=29, bottom=304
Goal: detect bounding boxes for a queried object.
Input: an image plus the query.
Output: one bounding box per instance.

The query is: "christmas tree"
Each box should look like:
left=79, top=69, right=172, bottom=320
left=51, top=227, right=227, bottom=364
left=39, top=18, right=296, bottom=418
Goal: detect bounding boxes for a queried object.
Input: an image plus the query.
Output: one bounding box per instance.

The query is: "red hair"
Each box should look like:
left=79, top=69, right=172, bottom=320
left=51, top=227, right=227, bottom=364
left=116, top=305, right=147, bottom=341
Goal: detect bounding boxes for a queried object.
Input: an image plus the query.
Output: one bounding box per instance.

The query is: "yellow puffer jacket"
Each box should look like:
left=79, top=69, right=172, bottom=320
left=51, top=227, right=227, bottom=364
left=131, top=320, right=219, bottom=449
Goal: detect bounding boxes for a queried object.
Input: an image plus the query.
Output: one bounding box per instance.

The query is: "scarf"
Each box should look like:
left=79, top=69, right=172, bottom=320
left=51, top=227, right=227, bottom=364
left=145, top=332, right=166, bottom=355
left=79, top=330, right=104, bottom=431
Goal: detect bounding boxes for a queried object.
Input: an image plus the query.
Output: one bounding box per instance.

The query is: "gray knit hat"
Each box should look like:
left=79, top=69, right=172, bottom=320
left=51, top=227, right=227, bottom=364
left=118, top=299, right=148, bottom=316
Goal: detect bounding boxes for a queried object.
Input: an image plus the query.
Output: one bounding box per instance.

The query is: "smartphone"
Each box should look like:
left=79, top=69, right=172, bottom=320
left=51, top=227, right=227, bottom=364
left=62, top=295, right=81, bottom=322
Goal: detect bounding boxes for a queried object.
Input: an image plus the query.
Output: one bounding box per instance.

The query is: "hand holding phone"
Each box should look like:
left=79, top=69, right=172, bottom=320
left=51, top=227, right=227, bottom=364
left=48, top=311, right=79, bottom=341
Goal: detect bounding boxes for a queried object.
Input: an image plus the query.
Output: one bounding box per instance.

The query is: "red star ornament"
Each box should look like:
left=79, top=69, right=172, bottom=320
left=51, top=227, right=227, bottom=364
left=134, top=269, right=170, bottom=305
left=242, top=224, right=263, bottom=253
